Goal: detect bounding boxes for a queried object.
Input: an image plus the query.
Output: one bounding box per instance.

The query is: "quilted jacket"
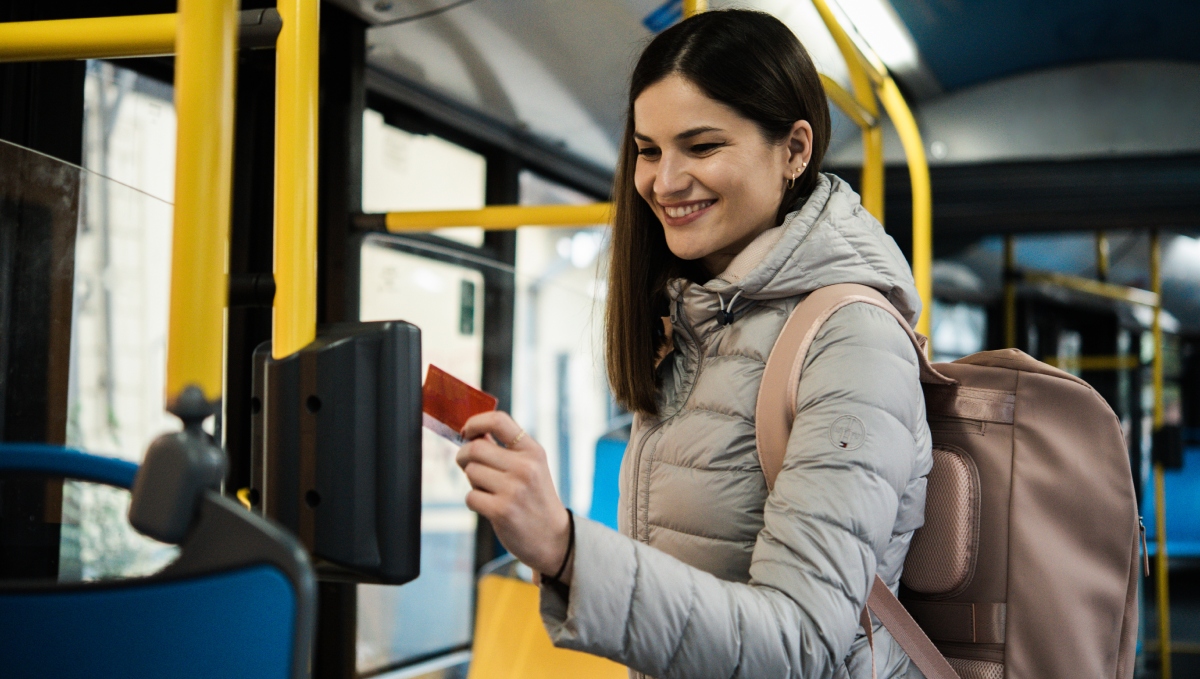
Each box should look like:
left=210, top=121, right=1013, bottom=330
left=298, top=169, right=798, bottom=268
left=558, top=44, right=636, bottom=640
left=540, top=173, right=931, bottom=678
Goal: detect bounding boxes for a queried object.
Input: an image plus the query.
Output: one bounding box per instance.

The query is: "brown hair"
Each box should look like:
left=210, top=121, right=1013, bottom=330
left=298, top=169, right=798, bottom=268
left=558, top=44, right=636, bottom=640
left=605, top=9, right=832, bottom=415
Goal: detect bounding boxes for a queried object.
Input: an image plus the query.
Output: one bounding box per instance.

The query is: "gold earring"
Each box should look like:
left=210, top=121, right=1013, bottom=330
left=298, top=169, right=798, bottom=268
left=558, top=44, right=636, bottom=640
left=787, top=170, right=797, bottom=190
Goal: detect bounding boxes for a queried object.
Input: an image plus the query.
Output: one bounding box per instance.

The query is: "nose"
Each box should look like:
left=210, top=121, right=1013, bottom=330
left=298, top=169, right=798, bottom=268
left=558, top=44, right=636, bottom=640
left=653, top=151, right=691, bottom=200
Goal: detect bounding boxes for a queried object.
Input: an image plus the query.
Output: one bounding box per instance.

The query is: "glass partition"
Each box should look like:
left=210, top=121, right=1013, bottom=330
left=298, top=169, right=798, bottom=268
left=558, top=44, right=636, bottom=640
left=0, top=135, right=178, bottom=582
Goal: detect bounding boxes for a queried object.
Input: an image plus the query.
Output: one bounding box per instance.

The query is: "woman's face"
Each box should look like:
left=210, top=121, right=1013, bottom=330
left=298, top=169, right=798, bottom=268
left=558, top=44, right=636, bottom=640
left=633, top=74, right=812, bottom=275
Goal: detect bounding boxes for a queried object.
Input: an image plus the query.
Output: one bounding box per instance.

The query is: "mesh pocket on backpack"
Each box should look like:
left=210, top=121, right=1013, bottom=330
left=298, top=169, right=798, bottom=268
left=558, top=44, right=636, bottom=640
left=946, top=657, right=1004, bottom=679
left=902, top=445, right=981, bottom=596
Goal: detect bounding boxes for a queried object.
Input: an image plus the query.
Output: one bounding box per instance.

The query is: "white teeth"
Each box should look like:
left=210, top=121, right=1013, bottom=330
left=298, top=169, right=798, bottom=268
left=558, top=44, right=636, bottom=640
left=664, top=201, right=714, bottom=218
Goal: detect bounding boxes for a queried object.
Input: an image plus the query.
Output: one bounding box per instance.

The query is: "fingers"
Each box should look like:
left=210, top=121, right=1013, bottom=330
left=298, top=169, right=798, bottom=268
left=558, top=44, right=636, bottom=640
left=461, top=460, right=506, bottom=494
left=462, top=410, right=526, bottom=448
left=465, top=488, right=502, bottom=518
left=455, top=438, right=515, bottom=472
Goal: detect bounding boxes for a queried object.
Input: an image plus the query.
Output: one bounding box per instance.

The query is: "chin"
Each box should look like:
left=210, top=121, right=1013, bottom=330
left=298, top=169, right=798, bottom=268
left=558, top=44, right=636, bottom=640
left=662, top=234, right=713, bottom=262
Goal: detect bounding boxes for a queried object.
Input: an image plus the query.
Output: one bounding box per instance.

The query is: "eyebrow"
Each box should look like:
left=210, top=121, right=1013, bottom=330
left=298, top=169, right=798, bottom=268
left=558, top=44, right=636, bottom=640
left=633, top=126, right=724, bottom=143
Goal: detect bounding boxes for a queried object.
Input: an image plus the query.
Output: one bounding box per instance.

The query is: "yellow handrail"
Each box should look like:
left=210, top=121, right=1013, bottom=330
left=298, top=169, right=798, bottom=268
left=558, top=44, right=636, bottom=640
left=809, top=0, right=930, bottom=337
left=0, top=14, right=175, bottom=63
left=818, top=74, right=877, bottom=130
left=273, top=0, right=321, bottom=359
left=1151, top=230, right=1172, bottom=679
left=165, top=0, right=239, bottom=403
left=810, top=0, right=884, bottom=223
left=1019, top=270, right=1159, bottom=307
left=380, top=204, right=612, bottom=232
left=683, top=0, right=707, bottom=18
left=877, top=77, right=932, bottom=337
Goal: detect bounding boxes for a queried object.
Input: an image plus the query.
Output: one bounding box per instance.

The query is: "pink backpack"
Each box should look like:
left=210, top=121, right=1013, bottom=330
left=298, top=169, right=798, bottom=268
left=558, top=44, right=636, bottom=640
left=756, top=284, right=1142, bottom=679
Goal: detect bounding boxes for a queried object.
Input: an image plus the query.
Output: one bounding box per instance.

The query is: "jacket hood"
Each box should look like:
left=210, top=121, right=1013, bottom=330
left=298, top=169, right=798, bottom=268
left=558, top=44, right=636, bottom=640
left=668, top=173, right=922, bottom=327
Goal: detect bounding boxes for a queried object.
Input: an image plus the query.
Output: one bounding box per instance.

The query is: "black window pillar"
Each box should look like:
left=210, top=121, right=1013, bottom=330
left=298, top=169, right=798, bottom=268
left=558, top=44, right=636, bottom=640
left=474, top=154, right=520, bottom=573
left=224, top=48, right=278, bottom=497
left=314, top=5, right=367, bottom=679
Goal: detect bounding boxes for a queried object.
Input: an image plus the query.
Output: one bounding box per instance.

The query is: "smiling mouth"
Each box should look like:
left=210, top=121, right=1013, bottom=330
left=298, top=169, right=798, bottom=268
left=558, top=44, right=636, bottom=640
left=662, top=200, right=716, bottom=219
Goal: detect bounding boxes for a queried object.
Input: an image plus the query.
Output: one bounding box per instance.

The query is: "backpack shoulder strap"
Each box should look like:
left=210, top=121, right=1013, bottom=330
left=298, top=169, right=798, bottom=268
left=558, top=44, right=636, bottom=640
left=755, top=283, right=953, bottom=490
left=868, top=575, right=960, bottom=679
left=755, top=284, right=960, bottom=679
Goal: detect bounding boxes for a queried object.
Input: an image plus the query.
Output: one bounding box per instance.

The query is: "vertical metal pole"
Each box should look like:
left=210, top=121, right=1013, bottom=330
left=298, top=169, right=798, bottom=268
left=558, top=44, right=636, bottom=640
left=166, top=0, right=239, bottom=404
left=1151, top=229, right=1171, bottom=678
left=860, top=126, right=884, bottom=223
left=274, top=0, right=320, bottom=359
left=1004, top=235, right=1016, bottom=349
left=312, top=7, right=364, bottom=677
left=683, top=0, right=707, bottom=17
left=1096, top=230, right=1109, bottom=282
left=875, top=78, right=930, bottom=338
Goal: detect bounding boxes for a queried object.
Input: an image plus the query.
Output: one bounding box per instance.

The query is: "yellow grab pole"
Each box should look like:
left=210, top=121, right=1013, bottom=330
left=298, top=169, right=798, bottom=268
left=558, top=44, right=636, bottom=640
left=0, top=14, right=176, bottom=62
left=810, top=0, right=883, bottom=224
left=1151, top=229, right=1171, bottom=679
left=819, top=75, right=877, bottom=130
left=1096, top=230, right=1110, bottom=281
left=877, top=77, right=932, bottom=338
left=860, top=126, right=885, bottom=223
left=383, top=204, right=612, bottom=232
left=683, top=0, right=707, bottom=17
left=165, top=0, right=239, bottom=403
left=1004, top=235, right=1016, bottom=348
left=273, top=0, right=320, bottom=359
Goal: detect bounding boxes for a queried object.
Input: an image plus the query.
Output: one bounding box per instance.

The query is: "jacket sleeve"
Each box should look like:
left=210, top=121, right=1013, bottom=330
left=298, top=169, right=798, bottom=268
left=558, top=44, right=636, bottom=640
left=539, top=303, right=927, bottom=678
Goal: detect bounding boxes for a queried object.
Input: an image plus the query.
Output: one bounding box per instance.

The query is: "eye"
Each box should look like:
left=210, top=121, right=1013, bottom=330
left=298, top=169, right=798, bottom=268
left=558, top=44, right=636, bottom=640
left=690, top=143, right=723, bottom=155
left=636, top=146, right=660, bottom=160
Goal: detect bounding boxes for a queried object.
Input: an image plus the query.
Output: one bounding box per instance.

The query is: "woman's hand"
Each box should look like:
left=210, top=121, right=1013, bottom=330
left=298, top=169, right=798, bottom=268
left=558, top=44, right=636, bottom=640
left=456, top=411, right=572, bottom=582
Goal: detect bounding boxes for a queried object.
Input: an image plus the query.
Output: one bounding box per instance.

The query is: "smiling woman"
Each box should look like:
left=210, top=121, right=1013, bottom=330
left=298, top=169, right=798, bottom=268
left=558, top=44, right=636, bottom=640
left=607, top=12, right=831, bottom=414
left=456, top=9, right=930, bottom=679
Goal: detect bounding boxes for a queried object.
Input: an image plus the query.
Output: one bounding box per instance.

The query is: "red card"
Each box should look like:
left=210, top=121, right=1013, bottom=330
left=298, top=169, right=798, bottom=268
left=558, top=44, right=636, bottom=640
left=422, top=365, right=498, bottom=443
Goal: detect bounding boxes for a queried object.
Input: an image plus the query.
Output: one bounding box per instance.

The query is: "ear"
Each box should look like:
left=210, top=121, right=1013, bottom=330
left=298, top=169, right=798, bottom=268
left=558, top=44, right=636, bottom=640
left=783, top=120, right=813, bottom=178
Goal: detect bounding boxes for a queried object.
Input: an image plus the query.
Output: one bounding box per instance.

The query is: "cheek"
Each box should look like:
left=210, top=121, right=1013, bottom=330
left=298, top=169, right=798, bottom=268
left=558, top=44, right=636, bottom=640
left=712, top=158, right=782, bottom=220
left=633, top=161, right=656, bottom=204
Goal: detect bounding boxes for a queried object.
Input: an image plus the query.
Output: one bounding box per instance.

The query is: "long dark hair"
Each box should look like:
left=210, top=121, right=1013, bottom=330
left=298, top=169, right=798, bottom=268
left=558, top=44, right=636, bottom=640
left=605, top=9, right=832, bottom=415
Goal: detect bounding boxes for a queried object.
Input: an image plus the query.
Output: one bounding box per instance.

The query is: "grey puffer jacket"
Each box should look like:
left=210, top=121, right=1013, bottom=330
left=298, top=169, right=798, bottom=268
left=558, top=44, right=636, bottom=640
left=541, top=174, right=931, bottom=679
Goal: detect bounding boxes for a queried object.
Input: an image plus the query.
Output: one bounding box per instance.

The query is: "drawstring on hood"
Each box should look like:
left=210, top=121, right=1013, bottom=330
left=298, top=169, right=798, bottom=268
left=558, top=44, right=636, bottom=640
left=715, top=289, right=746, bottom=325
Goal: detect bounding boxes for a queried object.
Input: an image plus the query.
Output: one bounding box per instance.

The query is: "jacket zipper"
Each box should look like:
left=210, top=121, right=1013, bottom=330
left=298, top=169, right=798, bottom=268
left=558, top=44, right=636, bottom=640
left=629, top=296, right=706, bottom=543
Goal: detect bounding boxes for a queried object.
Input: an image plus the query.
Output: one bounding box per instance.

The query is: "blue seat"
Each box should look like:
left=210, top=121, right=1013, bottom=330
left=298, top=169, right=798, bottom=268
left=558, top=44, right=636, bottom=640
left=0, top=444, right=316, bottom=679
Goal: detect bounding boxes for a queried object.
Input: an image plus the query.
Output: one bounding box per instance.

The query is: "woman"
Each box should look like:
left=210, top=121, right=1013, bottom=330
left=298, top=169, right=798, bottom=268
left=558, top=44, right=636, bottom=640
left=456, top=10, right=930, bottom=678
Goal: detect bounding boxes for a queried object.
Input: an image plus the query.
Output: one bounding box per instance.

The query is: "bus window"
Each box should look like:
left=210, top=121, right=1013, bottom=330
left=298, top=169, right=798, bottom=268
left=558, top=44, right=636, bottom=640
left=362, top=108, right=486, bottom=247
left=356, top=112, right=490, bottom=673
left=70, top=61, right=177, bottom=463
left=513, top=171, right=612, bottom=519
